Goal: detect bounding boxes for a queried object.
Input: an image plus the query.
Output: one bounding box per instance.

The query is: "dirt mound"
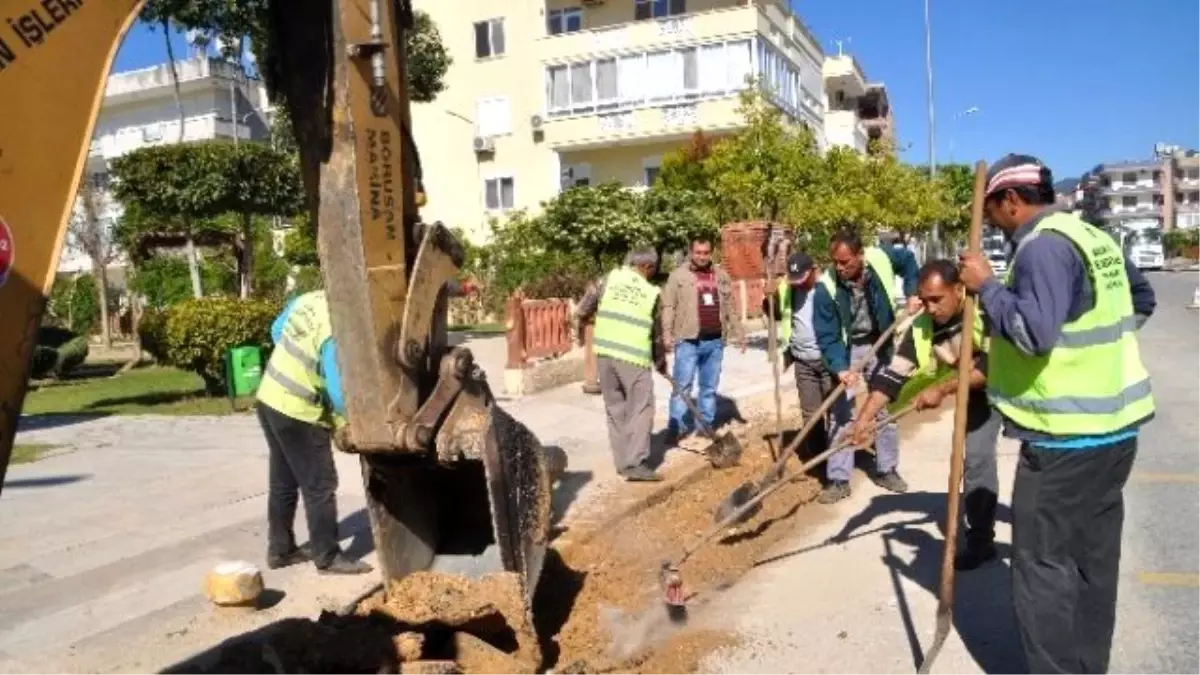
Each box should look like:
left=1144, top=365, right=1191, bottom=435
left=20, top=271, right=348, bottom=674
left=538, top=416, right=822, bottom=673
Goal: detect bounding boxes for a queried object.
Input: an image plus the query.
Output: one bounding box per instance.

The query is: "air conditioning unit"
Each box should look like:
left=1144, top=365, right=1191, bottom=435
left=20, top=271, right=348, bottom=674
left=473, top=136, right=495, bottom=152
left=530, top=114, right=544, bottom=130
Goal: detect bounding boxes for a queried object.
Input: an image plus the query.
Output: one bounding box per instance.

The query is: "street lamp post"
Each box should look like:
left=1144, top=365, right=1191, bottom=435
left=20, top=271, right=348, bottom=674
left=924, top=0, right=938, bottom=251
left=948, top=106, right=980, bottom=164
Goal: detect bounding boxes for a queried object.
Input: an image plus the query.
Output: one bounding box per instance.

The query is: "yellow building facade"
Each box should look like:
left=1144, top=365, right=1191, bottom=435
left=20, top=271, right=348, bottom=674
left=411, top=0, right=837, bottom=242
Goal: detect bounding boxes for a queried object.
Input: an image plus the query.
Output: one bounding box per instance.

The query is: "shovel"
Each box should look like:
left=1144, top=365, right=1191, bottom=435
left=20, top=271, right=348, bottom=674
left=710, top=307, right=922, bottom=523
left=658, top=370, right=743, bottom=470
left=660, top=402, right=918, bottom=617
left=917, top=159, right=988, bottom=675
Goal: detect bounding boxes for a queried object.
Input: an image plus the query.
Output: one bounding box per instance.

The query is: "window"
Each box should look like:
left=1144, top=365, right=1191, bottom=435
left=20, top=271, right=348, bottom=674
left=474, top=19, right=505, bottom=58
left=635, top=0, right=685, bottom=20
left=643, top=157, right=661, bottom=186
left=476, top=97, right=511, bottom=137
left=561, top=163, right=591, bottom=188
left=544, top=39, right=751, bottom=116
left=1121, top=172, right=1136, bottom=185
left=141, top=124, right=163, bottom=142
left=547, top=7, right=582, bottom=35
left=1122, top=196, right=1138, bottom=208
left=484, top=176, right=515, bottom=210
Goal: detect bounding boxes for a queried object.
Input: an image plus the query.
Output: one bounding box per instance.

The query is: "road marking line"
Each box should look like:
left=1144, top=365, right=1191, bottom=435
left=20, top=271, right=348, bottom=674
left=1129, top=472, right=1199, bottom=484
left=1137, top=572, right=1200, bottom=587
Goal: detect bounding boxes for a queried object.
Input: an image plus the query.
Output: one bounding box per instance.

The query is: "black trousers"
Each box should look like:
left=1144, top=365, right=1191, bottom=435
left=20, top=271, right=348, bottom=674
left=963, top=392, right=1002, bottom=550
left=1011, top=435, right=1137, bottom=674
left=256, top=402, right=340, bottom=568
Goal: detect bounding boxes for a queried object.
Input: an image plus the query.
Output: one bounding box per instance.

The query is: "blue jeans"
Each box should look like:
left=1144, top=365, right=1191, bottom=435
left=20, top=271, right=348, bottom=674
left=669, top=337, right=725, bottom=434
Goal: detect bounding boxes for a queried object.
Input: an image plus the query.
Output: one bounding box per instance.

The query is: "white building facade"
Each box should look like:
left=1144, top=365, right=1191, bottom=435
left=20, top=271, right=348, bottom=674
left=60, top=48, right=272, bottom=274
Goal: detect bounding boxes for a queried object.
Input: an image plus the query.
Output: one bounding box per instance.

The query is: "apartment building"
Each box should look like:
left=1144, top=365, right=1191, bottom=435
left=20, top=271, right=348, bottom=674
left=411, top=0, right=839, bottom=241
left=62, top=44, right=271, bottom=274
left=821, top=54, right=892, bottom=154
left=1079, top=144, right=1200, bottom=231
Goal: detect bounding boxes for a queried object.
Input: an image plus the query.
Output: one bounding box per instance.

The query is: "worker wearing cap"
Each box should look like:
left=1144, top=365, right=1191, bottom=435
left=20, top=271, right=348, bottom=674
left=958, top=154, right=1157, bottom=674
left=813, top=228, right=921, bottom=504
left=575, top=248, right=667, bottom=482
left=848, top=259, right=1001, bottom=570
left=765, top=251, right=832, bottom=458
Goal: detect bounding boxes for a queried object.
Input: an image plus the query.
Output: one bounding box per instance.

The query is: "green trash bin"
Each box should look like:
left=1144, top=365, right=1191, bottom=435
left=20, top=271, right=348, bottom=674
left=226, top=345, right=265, bottom=404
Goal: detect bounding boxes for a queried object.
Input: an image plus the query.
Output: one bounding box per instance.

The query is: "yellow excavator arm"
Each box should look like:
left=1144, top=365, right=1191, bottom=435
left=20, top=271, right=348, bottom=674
left=0, top=0, right=557, bottom=660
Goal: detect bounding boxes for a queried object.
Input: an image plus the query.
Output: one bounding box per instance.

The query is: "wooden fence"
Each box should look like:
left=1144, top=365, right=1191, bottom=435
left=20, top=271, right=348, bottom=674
left=504, top=294, right=575, bottom=369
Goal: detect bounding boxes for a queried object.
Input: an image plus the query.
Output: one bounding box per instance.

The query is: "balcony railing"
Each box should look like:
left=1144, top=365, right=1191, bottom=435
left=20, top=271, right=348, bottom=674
left=105, top=57, right=243, bottom=98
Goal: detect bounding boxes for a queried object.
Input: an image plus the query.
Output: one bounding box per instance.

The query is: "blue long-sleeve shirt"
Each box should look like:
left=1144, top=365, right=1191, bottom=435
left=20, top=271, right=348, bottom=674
left=978, top=207, right=1156, bottom=448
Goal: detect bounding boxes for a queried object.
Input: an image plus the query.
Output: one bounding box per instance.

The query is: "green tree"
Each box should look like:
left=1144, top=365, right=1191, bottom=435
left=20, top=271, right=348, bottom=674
left=109, top=141, right=304, bottom=298
left=702, top=86, right=825, bottom=225
left=639, top=184, right=717, bottom=265
left=932, top=163, right=976, bottom=240
left=535, top=183, right=648, bottom=267
left=144, top=3, right=450, bottom=104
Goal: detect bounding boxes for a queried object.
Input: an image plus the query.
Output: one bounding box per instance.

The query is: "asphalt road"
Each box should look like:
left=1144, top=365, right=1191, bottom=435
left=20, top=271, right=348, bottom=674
left=698, top=269, right=1199, bottom=674
left=1110, top=270, right=1200, bottom=674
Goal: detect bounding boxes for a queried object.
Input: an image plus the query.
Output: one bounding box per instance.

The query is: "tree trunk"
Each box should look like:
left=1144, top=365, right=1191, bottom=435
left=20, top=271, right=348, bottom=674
left=163, top=20, right=186, bottom=144
left=118, top=291, right=143, bottom=375
left=240, top=211, right=254, bottom=298
left=95, top=263, right=112, bottom=349
left=185, top=233, right=203, bottom=298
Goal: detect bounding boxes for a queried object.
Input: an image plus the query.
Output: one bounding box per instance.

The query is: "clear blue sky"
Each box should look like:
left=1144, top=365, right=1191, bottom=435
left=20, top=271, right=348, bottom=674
left=114, top=0, right=1199, bottom=180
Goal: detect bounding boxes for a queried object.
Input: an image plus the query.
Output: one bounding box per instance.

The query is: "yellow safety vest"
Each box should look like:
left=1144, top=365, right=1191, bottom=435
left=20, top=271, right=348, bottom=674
left=818, top=246, right=897, bottom=345
left=775, top=278, right=792, bottom=349
left=256, top=290, right=345, bottom=429
left=891, top=311, right=988, bottom=408
left=594, top=267, right=660, bottom=368
left=987, top=212, right=1154, bottom=435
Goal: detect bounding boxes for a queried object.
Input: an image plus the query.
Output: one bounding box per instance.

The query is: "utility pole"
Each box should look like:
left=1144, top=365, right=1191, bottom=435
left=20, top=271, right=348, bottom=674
left=924, top=0, right=939, bottom=251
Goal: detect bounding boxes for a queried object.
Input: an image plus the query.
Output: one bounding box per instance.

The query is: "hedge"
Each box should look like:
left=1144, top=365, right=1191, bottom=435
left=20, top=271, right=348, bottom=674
left=140, top=297, right=280, bottom=395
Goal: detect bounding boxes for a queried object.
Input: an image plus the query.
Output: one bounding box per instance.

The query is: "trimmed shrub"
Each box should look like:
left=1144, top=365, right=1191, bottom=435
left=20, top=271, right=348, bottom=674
left=29, top=327, right=90, bottom=379
left=148, top=297, right=280, bottom=395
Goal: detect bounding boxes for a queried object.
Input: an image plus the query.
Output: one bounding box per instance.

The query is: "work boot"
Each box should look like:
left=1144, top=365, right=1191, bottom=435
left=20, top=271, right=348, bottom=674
left=818, top=480, right=851, bottom=504
left=623, top=465, right=663, bottom=483
left=267, top=543, right=312, bottom=570
left=317, top=553, right=373, bottom=575
left=871, top=470, right=909, bottom=494
left=954, top=541, right=998, bottom=571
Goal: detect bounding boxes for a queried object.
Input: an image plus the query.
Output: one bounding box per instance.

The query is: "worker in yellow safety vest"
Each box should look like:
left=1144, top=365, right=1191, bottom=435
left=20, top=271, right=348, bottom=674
left=254, top=289, right=372, bottom=575
left=575, top=249, right=667, bottom=482
left=848, top=259, right=1001, bottom=571
left=812, top=228, right=922, bottom=505
left=958, top=154, right=1157, bottom=674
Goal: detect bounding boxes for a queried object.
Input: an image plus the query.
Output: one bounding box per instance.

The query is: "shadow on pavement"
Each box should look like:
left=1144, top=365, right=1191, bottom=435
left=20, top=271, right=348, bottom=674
left=85, top=391, right=202, bottom=410
left=338, top=509, right=375, bottom=561
left=18, top=414, right=109, bottom=432
left=752, top=491, right=1025, bottom=672
left=3, top=474, right=91, bottom=489
left=550, top=465, right=594, bottom=526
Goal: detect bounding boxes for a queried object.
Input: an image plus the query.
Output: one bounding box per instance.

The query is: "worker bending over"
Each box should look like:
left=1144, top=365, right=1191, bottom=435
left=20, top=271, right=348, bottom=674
left=958, top=154, right=1156, bottom=674
left=814, top=229, right=921, bottom=504
left=576, top=249, right=667, bottom=482
left=255, top=289, right=372, bottom=575
left=849, top=259, right=1001, bottom=570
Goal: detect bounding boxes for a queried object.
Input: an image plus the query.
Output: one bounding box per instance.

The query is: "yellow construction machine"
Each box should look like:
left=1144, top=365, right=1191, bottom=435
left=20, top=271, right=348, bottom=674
left=0, top=0, right=558, bottom=669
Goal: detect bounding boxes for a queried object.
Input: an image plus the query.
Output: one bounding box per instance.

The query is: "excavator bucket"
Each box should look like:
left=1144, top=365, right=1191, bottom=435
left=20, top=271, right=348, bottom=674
left=360, top=381, right=551, bottom=598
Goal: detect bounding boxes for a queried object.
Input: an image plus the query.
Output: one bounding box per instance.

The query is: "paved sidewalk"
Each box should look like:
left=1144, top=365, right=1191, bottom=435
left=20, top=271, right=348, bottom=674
left=703, top=407, right=1024, bottom=674
left=1, top=332, right=775, bottom=672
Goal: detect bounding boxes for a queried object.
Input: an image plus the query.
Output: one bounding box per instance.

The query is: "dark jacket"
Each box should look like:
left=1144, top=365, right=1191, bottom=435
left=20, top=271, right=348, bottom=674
left=813, top=246, right=919, bottom=374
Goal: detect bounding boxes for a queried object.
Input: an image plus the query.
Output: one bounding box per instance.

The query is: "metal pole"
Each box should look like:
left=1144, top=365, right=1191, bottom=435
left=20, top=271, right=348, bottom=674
left=924, top=0, right=938, bottom=251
